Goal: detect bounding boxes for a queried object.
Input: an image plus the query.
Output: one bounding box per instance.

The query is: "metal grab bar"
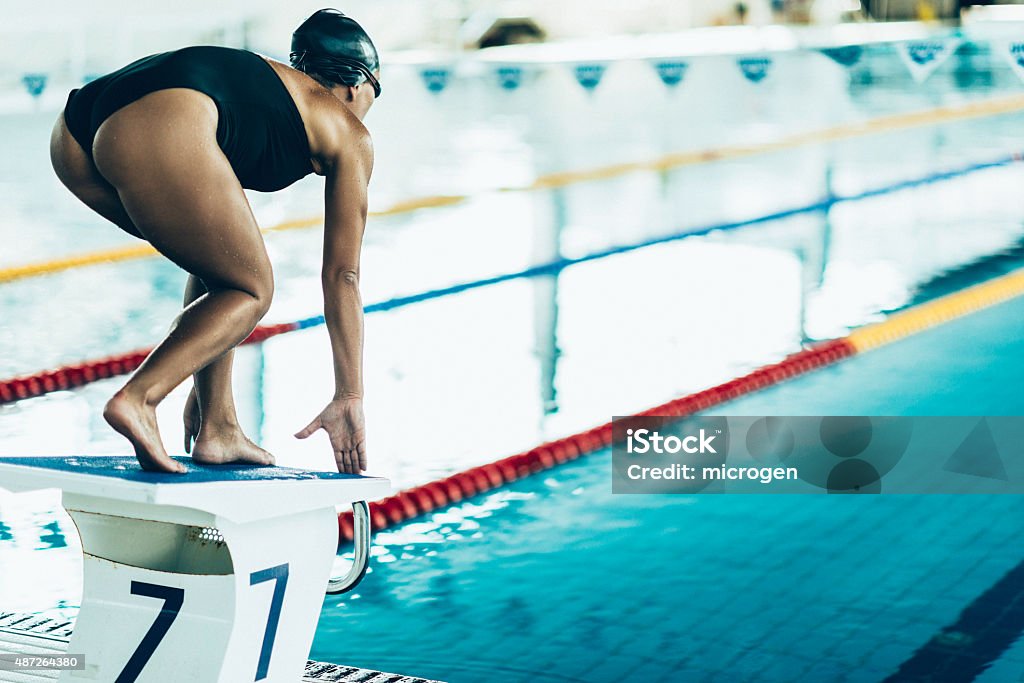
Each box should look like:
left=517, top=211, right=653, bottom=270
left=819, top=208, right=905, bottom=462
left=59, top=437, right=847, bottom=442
left=327, top=501, right=371, bottom=594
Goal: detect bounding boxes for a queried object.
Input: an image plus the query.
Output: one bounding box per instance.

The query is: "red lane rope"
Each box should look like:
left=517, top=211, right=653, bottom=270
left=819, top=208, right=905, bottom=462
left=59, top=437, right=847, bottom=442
left=1, top=330, right=851, bottom=540
left=337, top=338, right=855, bottom=542
left=1, top=319, right=851, bottom=542
left=5, top=151, right=1015, bottom=407
left=0, top=323, right=298, bottom=405
left=5, top=150, right=1014, bottom=406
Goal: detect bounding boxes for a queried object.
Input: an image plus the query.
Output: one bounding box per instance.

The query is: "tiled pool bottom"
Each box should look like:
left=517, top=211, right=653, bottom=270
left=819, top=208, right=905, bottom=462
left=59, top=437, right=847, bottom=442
left=308, top=295, right=1024, bottom=682
left=7, top=282, right=1024, bottom=682
left=308, top=458, right=1024, bottom=683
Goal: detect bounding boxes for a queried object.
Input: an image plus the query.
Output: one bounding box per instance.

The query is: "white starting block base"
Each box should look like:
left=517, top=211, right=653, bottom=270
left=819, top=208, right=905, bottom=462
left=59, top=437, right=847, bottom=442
left=0, top=456, right=395, bottom=683
left=0, top=612, right=444, bottom=682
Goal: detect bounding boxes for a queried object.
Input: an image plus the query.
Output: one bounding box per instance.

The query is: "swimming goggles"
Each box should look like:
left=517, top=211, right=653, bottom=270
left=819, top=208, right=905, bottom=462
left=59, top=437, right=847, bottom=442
left=290, top=51, right=382, bottom=98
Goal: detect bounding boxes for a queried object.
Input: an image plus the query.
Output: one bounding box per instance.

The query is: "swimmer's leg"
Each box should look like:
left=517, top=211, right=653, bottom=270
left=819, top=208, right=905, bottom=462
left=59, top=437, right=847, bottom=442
left=182, top=275, right=274, bottom=465
left=91, top=89, right=275, bottom=473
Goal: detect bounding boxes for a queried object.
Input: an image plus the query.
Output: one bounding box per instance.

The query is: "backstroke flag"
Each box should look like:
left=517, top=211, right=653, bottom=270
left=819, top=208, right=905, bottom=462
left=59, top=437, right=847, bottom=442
left=896, top=38, right=962, bottom=83
left=997, top=40, right=1024, bottom=82
left=738, top=56, right=773, bottom=83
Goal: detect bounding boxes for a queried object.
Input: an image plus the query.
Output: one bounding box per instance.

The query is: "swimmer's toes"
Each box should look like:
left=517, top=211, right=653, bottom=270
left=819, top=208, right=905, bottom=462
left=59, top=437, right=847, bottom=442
left=133, top=443, right=185, bottom=474
left=192, top=434, right=275, bottom=467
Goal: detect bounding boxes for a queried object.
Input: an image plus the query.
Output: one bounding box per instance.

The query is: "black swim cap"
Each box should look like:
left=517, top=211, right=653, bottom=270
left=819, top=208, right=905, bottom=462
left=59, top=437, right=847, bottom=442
left=291, top=9, right=380, bottom=96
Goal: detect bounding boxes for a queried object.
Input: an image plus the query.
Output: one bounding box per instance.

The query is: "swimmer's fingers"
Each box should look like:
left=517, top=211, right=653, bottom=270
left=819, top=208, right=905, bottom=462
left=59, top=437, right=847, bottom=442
left=356, top=441, right=367, bottom=472
left=342, top=446, right=366, bottom=473
left=295, top=416, right=323, bottom=439
left=335, top=449, right=353, bottom=474
left=303, top=399, right=365, bottom=473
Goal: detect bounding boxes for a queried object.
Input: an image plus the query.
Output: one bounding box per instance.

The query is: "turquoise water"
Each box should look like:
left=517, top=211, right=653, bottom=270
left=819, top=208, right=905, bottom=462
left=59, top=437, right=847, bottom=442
left=2, top=38, right=1024, bottom=681
left=312, top=296, right=1024, bottom=682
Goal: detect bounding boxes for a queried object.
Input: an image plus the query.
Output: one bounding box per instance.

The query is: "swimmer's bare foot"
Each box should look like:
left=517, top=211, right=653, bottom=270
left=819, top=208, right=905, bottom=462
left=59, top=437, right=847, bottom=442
left=104, top=390, right=186, bottom=474
left=192, top=425, right=275, bottom=466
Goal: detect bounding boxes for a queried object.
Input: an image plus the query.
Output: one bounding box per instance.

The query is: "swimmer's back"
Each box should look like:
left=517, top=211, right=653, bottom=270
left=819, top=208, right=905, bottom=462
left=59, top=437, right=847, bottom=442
left=64, top=46, right=313, bottom=192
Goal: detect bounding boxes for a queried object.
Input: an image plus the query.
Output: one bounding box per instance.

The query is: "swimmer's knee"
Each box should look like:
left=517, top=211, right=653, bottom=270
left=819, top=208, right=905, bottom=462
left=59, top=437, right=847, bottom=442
left=240, top=288, right=272, bottom=330
left=249, top=271, right=274, bottom=312
left=211, top=276, right=273, bottom=321
left=252, top=282, right=273, bottom=319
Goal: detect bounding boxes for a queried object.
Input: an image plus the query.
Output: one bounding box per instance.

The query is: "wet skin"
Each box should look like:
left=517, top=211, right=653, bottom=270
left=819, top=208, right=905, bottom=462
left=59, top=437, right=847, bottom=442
left=49, top=56, right=376, bottom=474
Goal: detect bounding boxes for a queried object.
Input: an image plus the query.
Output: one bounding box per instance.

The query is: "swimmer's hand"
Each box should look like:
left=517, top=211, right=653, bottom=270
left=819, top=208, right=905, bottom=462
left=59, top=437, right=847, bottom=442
left=295, top=397, right=367, bottom=474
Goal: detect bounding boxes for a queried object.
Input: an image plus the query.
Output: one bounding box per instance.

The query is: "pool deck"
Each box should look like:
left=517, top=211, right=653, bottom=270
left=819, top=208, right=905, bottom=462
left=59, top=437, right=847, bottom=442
left=0, top=612, right=443, bottom=683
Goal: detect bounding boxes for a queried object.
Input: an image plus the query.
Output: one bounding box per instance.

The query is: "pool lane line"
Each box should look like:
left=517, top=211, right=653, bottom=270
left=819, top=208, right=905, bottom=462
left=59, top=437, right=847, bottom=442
left=847, top=268, right=1024, bottom=352
left=1, top=152, right=1021, bottom=406
left=5, top=93, right=1024, bottom=285
left=883, top=558, right=1024, bottom=682
left=521, top=92, right=1024, bottom=191
left=338, top=264, right=1024, bottom=541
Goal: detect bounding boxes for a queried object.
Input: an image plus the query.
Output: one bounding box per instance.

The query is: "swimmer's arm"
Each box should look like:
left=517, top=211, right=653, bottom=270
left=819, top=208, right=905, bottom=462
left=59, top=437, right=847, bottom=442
left=320, top=129, right=373, bottom=400
left=296, top=129, right=373, bottom=473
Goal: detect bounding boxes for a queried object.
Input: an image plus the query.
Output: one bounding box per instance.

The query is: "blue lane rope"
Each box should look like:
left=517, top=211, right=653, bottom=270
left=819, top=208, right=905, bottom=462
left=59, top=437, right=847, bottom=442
left=290, top=152, right=1019, bottom=330
left=2, top=152, right=1017, bottom=405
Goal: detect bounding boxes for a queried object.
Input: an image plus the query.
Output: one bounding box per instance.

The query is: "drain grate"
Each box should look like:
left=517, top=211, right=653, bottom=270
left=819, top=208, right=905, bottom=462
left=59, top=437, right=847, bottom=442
left=0, top=612, right=445, bottom=683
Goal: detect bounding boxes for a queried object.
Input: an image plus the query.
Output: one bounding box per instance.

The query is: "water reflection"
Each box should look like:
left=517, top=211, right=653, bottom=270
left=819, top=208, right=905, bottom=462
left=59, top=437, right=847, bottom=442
left=37, top=519, right=66, bottom=550
left=5, top=48, right=1024, bottom=517
left=0, top=501, right=82, bottom=616
left=533, top=186, right=567, bottom=416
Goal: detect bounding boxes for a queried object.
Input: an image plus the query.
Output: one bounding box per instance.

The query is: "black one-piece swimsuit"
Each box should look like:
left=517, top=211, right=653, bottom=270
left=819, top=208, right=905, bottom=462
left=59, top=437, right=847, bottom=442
left=63, top=45, right=313, bottom=192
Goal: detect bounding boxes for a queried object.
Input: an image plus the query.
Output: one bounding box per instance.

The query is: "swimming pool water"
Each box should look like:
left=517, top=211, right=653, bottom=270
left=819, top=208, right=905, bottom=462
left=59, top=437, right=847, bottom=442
left=3, top=37, right=1024, bottom=682
left=6, top=295, right=1024, bottom=681
left=4, top=121, right=1024, bottom=487
left=311, top=295, right=1024, bottom=682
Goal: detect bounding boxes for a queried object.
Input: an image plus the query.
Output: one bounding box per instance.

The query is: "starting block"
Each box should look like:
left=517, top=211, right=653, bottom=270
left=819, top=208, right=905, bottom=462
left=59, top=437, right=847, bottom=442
left=0, top=456, right=391, bottom=682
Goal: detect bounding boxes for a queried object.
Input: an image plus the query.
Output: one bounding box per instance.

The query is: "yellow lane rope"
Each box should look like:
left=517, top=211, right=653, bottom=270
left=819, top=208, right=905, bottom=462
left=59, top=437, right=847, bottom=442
left=6, top=92, right=1024, bottom=282
left=847, top=269, right=1024, bottom=353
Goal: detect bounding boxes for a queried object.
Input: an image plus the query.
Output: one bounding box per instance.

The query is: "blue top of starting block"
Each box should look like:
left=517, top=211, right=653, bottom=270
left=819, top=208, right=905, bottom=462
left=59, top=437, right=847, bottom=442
left=0, top=456, right=391, bottom=523
left=0, top=456, right=361, bottom=483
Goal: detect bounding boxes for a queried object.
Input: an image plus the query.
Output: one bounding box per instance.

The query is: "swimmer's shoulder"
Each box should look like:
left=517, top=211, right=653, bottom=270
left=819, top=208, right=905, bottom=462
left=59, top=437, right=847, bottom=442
left=258, top=55, right=370, bottom=177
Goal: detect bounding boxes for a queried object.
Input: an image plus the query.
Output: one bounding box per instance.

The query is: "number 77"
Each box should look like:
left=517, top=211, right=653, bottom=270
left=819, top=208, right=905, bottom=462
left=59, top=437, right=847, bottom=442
left=115, top=564, right=289, bottom=683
